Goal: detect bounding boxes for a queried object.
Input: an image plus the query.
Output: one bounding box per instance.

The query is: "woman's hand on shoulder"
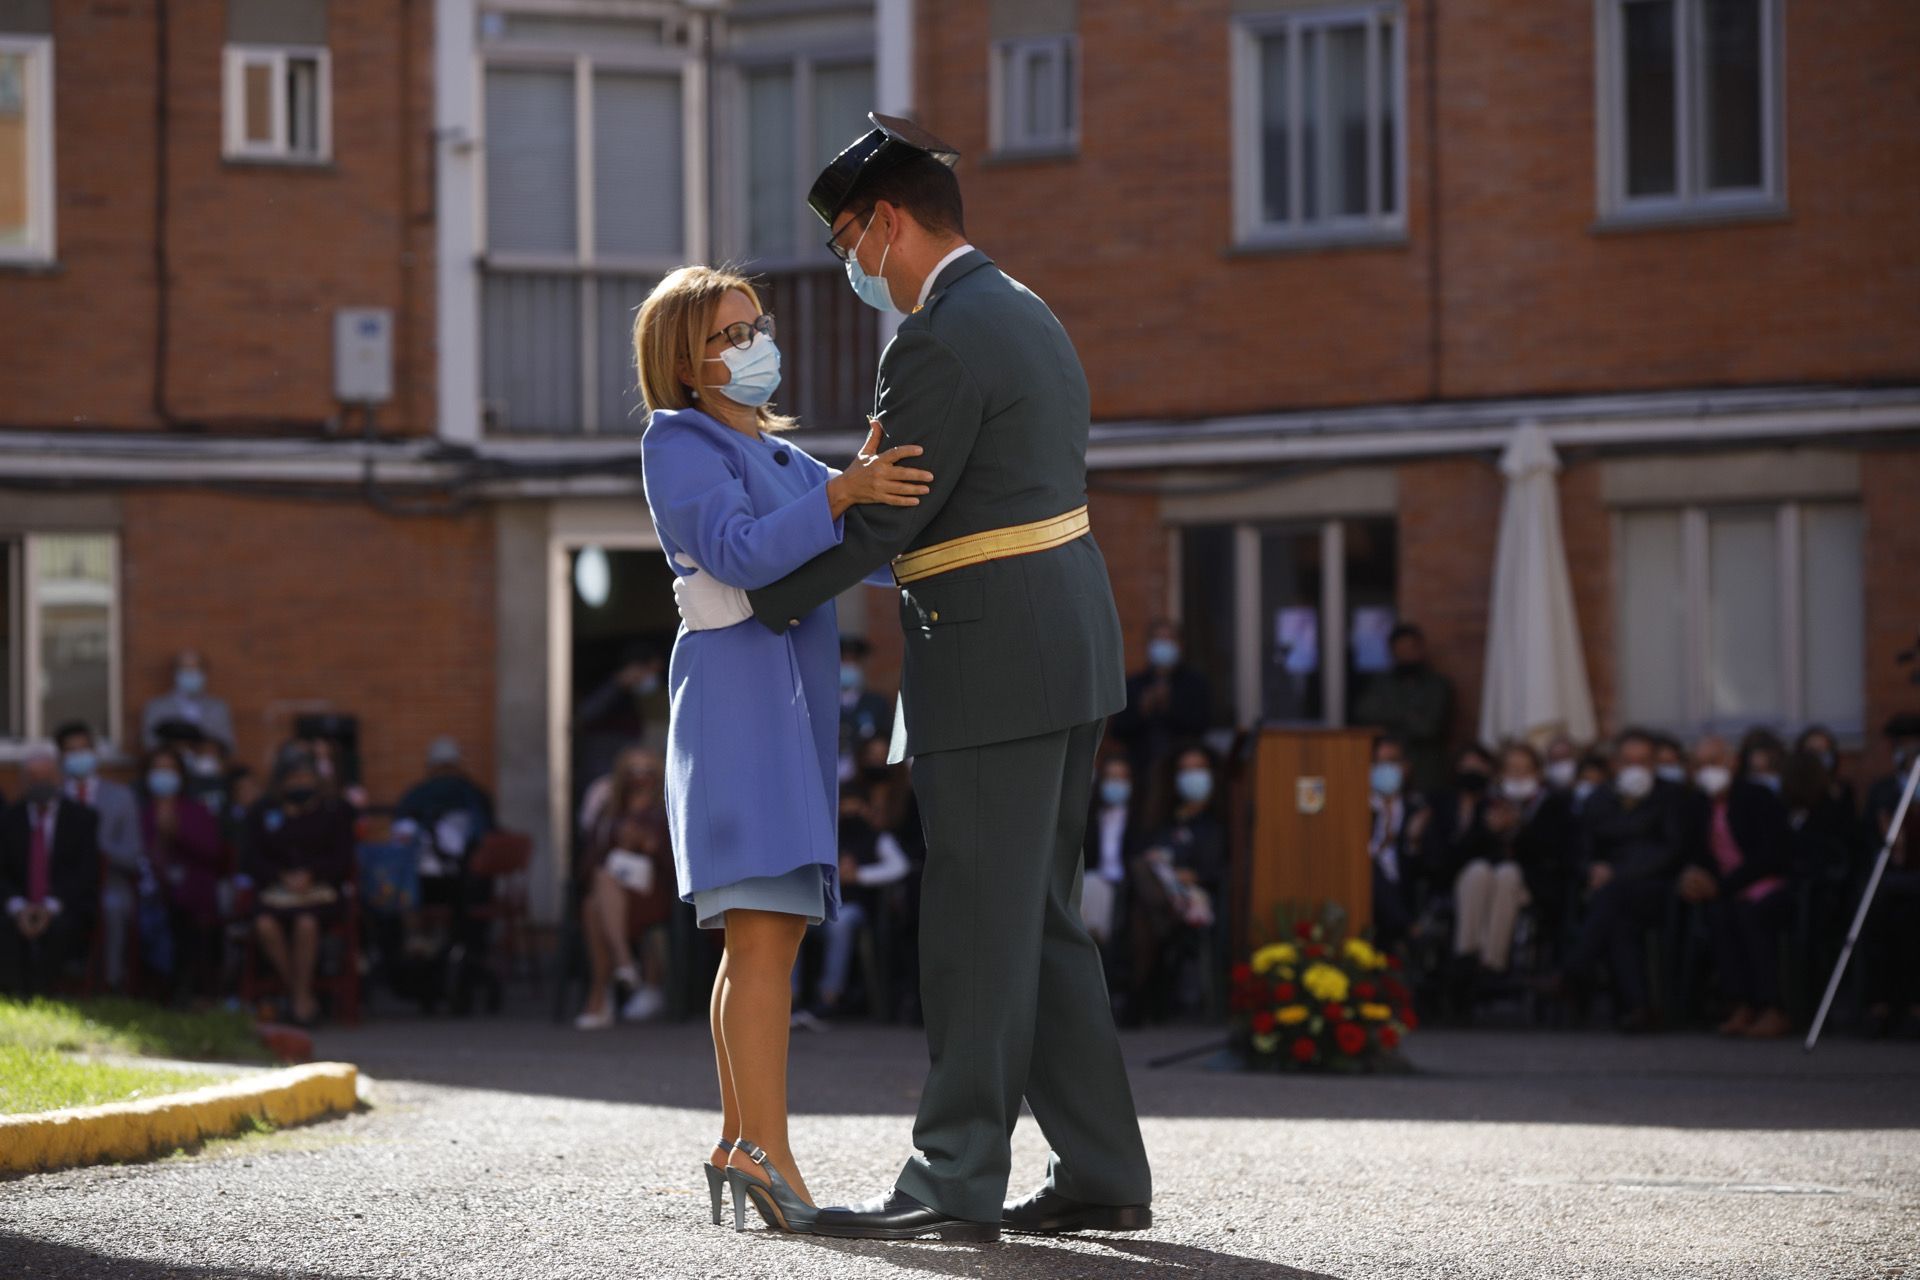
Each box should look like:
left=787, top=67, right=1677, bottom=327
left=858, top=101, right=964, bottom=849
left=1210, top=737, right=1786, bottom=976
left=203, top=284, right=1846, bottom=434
left=826, top=425, right=933, bottom=518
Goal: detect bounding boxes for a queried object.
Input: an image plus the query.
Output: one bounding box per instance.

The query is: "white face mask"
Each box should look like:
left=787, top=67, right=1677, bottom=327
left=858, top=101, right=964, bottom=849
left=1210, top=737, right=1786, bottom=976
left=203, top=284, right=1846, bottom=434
left=1545, top=759, right=1577, bottom=790
left=1615, top=765, right=1654, bottom=799
left=1501, top=776, right=1541, bottom=803
left=1695, top=765, right=1732, bottom=796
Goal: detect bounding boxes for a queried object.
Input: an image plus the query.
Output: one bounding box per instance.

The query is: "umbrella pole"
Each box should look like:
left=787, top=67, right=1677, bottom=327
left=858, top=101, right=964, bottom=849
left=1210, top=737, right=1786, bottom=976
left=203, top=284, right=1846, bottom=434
left=1804, top=753, right=1920, bottom=1052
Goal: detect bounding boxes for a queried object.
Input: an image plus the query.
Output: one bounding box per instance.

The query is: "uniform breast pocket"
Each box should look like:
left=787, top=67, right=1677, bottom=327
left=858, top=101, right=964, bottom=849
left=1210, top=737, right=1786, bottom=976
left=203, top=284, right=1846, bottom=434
left=903, top=574, right=986, bottom=632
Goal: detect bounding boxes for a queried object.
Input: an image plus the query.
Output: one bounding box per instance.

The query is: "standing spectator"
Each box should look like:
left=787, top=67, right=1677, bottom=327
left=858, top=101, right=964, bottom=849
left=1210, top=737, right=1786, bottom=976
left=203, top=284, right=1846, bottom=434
left=837, top=637, right=894, bottom=779
left=0, top=746, right=101, bottom=995
left=1368, top=736, right=1422, bottom=951
left=1678, top=735, right=1793, bottom=1038
left=141, top=650, right=235, bottom=752
left=139, top=746, right=226, bottom=1004
left=55, top=721, right=142, bottom=991
left=1353, top=622, right=1454, bottom=796
left=246, top=751, right=356, bottom=1026
left=573, top=643, right=668, bottom=795
left=575, top=748, right=671, bottom=1029
left=1551, top=729, right=1688, bottom=1032
left=1110, top=620, right=1212, bottom=783
left=814, top=781, right=913, bottom=1019
left=1859, top=714, right=1920, bottom=1036
left=1125, top=745, right=1226, bottom=1021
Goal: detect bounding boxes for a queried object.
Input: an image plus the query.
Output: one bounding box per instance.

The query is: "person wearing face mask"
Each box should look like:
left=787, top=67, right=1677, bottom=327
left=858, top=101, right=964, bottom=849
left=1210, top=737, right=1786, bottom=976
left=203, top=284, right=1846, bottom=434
left=139, top=744, right=226, bottom=1004
left=1676, top=734, right=1793, bottom=1038
left=1652, top=735, right=1690, bottom=787
left=141, top=649, right=235, bottom=754
left=1353, top=622, right=1455, bottom=797
left=1543, top=735, right=1582, bottom=795
left=837, top=637, right=895, bottom=780
left=636, top=262, right=935, bottom=1230
left=1110, top=619, right=1212, bottom=785
left=1367, top=736, right=1423, bottom=952
left=1082, top=754, right=1145, bottom=991
left=1541, top=729, right=1687, bottom=1032
left=1419, top=742, right=1498, bottom=901
left=1124, top=747, right=1226, bottom=1025
left=244, top=750, right=354, bottom=1026
left=398, top=736, right=502, bottom=1017
left=1451, top=743, right=1577, bottom=999
left=0, top=745, right=101, bottom=996
left=671, top=115, right=1152, bottom=1241
left=1859, top=713, right=1920, bottom=1036
left=54, top=720, right=142, bottom=991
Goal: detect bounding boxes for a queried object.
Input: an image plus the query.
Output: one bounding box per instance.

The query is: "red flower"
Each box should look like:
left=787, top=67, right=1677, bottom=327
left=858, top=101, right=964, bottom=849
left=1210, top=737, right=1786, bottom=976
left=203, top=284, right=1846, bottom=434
left=1251, top=1011, right=1276, bottom=1034
left=1274, top=982, right=1297, bottom=1002
left=1322, top=1001, right=1345, bottom=1021
left=1335, top=1023, right=1368, bottom=1055
left=1387, top=954, right=1404, bottom=971
left=1294, top=920, right=1315, bottom=940
left=1402, top=1010, right=1420, bottom=1031
left=1378, top=1026, right=1400, bottom=1051
left=1231, top=962, right=1254, bottom=985
left=1230, top=991, right=1252, bottom=1012
left=1291, top=1037, right=1316, bottom=1063
left=1354, top=982, right=1377, bottom=1001
left=1305, top=943, right=1325, bottom=959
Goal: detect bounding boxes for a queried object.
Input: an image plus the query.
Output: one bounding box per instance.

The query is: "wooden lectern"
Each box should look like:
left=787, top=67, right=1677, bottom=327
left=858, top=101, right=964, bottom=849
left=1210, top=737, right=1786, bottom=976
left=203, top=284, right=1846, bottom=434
left=1239, top=726, right=1377, bottom=949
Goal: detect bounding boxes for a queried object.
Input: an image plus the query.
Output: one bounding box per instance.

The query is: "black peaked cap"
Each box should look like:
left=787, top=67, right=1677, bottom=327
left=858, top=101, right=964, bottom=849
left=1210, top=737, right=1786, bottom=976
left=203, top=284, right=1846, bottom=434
left=807, top=111, right=961, bottom=227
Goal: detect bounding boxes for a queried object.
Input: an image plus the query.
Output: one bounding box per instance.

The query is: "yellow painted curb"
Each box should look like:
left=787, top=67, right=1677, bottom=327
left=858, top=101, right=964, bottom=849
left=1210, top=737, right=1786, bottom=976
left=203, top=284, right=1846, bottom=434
left=0, top=1061, right=359, bottom=1177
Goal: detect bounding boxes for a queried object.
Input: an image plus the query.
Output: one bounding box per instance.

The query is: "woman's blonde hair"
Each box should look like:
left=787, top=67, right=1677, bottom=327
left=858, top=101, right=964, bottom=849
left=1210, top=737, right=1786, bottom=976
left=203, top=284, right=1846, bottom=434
left=633, top=265, right=793, bottom=430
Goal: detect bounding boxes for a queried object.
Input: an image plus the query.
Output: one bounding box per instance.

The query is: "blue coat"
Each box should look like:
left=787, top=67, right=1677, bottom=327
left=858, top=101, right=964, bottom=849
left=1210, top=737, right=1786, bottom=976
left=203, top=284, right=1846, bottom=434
left=640, top=407, right=851, bottom=916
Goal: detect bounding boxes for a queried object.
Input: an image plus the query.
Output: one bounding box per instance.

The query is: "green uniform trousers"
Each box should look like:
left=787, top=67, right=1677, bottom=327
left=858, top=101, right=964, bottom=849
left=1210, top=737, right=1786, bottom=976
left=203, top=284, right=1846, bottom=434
left=895, top=718, right=1154, bottom=1222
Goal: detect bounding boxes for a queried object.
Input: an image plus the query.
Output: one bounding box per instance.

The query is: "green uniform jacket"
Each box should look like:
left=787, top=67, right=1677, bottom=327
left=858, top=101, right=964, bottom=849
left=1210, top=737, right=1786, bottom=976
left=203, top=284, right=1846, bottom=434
left=748, top=249, right=1126, bottom=757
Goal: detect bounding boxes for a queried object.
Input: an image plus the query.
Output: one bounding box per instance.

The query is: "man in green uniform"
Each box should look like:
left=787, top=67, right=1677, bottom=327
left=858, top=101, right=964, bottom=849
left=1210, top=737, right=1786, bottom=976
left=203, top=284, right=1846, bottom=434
left=674, top=115, right=1152, bottom=1242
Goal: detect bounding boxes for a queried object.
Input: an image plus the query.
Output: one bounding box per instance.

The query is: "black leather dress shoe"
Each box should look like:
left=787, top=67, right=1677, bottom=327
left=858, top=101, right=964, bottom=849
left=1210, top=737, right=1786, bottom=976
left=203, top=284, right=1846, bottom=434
left=811, top=1190, right=1000, bottom=1242
left=1002, top=1187, right=1152, bottom=1235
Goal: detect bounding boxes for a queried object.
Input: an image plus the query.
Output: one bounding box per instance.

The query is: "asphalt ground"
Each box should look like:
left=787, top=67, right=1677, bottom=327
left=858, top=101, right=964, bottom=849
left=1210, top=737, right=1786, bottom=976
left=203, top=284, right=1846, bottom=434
left=3, top=1008, right=1917, bottom=1279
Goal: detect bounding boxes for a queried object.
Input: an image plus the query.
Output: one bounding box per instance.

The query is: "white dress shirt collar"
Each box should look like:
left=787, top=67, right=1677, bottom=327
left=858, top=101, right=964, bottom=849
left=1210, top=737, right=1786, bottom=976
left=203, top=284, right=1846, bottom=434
left=916, top=243, right=976, bottom=310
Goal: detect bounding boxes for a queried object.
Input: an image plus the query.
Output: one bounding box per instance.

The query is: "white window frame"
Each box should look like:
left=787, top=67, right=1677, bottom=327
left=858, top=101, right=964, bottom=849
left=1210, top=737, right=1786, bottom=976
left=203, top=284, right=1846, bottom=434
left=1231, top=4, right=1407, bottom=249
left=1595, top=0, right=1785, bottom=225
left=1612, top=500, right=1860, bottom=736
left=721, top=47, right=874, bottom=269
left=477, top=31, right=700, bottom=433
left=0, top=35, right=57, bottom=264
left=222, top=43, right=333, bottom=163
left=0, top=532, right=123, bottom=755
left=989, top=34, right=1079, bottom=157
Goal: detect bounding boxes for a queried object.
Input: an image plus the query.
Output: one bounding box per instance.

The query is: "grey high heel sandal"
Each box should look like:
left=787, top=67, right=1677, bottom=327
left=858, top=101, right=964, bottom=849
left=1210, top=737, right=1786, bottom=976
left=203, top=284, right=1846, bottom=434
left=703, top=1138, right=735, bottom=1226
left=725, top=1139, right=818, bottom=1234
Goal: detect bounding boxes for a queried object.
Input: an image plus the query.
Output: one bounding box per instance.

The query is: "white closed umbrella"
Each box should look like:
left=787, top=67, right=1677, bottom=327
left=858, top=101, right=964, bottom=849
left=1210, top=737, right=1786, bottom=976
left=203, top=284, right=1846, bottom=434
left=1478, top=421, right=1597, bottom=746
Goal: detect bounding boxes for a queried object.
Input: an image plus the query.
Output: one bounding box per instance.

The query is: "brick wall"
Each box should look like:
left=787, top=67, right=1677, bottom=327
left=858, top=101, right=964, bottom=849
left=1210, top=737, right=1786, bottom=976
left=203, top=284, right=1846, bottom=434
left=119, top=492, right=495, bottom=804
left=0, top=0, right=438, bottom=434
left=1861, top=445, right=1920, bottom=777
left=1394, top=457, right=1503, bottom=749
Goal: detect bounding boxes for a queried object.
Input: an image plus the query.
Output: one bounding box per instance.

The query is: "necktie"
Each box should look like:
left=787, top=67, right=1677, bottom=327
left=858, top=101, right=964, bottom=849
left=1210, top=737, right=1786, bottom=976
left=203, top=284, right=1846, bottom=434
left=27, top=805, right=51, bottom=904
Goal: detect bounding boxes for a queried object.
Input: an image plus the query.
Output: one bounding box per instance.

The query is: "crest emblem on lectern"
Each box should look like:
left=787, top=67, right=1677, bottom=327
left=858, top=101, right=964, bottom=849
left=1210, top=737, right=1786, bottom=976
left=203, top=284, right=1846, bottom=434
left=1296, top=776, right=1326, bottom=815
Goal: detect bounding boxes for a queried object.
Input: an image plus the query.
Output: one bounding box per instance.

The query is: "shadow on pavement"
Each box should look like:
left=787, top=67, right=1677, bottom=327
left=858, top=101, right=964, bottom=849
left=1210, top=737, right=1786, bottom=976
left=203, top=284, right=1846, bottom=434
left=746, top=1232, right=1343, bottom=1279
left=0, top=1232, right=374, bottom=1280
left=315, top=1012, right=1920, bottom=1132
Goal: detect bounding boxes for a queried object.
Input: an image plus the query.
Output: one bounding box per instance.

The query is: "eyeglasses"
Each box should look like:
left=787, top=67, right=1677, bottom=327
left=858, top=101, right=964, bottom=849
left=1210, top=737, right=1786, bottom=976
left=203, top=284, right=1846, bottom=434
left=825, top=209, right=874, bottom=263
left=707, top=313, right=776, bottom=350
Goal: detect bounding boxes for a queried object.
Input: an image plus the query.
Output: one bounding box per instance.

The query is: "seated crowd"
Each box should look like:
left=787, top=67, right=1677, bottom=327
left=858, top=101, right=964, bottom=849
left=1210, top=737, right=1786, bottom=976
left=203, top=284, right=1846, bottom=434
left=1366, top=716, right=1920, bottom=1036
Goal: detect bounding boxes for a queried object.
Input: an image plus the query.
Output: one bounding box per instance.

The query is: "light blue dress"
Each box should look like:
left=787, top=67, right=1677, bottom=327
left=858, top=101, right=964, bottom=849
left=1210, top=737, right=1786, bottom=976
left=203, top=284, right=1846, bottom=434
left=640, top=407, right=861, bottom=928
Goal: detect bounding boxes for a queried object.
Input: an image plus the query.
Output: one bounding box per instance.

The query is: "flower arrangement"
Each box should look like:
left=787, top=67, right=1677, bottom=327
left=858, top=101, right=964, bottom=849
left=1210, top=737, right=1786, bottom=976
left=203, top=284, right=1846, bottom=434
left=1229, top=905, right=1415, bottom=1072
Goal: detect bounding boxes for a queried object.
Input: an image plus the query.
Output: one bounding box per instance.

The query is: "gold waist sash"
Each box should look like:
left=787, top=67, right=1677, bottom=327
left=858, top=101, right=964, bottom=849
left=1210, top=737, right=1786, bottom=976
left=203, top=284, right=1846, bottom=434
left=890, top=506, right=1090, bottom=586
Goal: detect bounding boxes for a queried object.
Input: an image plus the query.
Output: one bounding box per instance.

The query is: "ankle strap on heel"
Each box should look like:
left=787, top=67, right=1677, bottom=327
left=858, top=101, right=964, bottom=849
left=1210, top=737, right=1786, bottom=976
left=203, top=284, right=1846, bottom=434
left=734, top=1139, right=769, bottom=1166
left=715, top=1138, right=735, bottom=1153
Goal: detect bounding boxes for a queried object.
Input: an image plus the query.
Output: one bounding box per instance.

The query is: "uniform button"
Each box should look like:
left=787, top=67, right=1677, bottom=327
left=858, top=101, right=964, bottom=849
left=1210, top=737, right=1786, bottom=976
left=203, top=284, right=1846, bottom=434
left=788, top=618, right=801, bottom=627
left=930, top=611, right=941, bottom=622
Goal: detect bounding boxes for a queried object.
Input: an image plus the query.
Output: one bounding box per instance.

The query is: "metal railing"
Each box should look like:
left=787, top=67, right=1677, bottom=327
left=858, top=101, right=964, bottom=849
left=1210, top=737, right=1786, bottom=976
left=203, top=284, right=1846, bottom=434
left=479, top=261, right=877, bottom=437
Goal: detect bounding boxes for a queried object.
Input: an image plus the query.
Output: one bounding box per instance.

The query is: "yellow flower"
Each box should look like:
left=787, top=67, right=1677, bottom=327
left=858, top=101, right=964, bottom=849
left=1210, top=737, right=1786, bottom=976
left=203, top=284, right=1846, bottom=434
left=1343, top=938, right=1386, bottom=971
left=1358, top=1002, right=1393, bottom=1021
left=1302, top=963, right=1350, bottom=1003
left=1251, top=942, right=1299, bottom=975
left=1275, top=1005, right=1309, bottom=1025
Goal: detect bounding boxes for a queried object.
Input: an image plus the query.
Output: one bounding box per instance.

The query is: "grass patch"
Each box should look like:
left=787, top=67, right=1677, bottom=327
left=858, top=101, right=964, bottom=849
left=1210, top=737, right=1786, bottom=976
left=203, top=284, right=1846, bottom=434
left=0, top=996, right=272, bottom=1064
left=0, top=1044, right=218, bottom=1115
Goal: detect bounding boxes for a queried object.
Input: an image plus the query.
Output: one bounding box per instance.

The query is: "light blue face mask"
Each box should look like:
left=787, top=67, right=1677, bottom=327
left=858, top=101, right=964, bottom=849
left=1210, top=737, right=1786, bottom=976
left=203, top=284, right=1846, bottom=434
left=1370, top=761, right=1404, bottom=796
left=176, top=668, right=206, bottom=696
left=63, top=750, right=98, bottom=779
left=1100, top=778, right=1132, bottom=808
left=843, top=211, right=896, bottom=313
left=1147, top=639, right=1181, bottom=669
left=1176, top=769, right=1213, bottom=805
left=705, top=332, right=782, bottom=408
left=147, top=770, right=182, bottom=798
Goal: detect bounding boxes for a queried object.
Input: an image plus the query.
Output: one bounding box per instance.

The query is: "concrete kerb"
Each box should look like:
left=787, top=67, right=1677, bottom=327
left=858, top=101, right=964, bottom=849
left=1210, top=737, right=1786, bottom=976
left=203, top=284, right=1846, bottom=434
left=0, top=1061, right=360, bottom=1176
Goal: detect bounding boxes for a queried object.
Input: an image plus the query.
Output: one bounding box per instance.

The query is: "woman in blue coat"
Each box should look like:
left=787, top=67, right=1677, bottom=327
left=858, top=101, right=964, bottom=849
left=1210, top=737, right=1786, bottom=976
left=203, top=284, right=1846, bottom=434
left=635, top=266, right=931, bottom=1231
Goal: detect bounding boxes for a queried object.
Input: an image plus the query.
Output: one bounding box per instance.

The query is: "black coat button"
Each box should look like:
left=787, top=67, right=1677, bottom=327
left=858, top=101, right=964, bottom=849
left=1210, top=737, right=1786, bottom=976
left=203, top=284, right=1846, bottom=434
left=775, top=450, right=790, bottom=465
